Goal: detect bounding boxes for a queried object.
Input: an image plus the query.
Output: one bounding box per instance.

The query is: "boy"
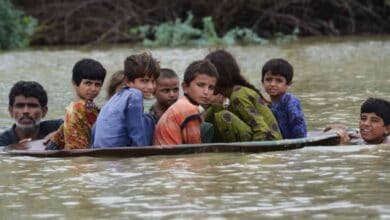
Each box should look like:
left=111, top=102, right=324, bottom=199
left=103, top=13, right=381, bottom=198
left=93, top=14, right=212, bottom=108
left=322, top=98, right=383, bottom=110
left=0, top=81, right=63, bottom=146
left=46, top=58, right=106, bottom=150
left=261, top=58, right=307, bottom=139
left=92, top=52, right=160, bottom=148
left=325, top=97, right=390, bottom=145
left=153, top=60, right=218, bottom=145
left=149, top=68, right=180, bottom=122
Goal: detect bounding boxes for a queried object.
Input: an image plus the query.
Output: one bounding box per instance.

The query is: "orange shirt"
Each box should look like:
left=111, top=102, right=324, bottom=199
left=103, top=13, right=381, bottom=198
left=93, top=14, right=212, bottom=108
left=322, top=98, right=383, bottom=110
left=153, top=96, right=201, bottom=145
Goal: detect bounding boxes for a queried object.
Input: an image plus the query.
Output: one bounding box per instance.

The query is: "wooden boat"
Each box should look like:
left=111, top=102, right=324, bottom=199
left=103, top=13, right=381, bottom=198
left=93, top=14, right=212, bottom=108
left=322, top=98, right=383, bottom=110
left=3, top=132, right=341, bottom=158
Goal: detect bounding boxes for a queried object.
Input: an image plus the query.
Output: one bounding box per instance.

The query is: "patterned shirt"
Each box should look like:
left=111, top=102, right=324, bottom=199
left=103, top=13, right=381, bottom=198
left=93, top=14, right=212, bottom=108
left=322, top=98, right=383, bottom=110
left=50, top=100, right=99, bottom=150
left=153, top=96, right=202, bottom=145
left=227, top=86, right=283, bottom=141
left=92, top=87, right=155, bottom=148
left=270, top=92, right=307, bottom=139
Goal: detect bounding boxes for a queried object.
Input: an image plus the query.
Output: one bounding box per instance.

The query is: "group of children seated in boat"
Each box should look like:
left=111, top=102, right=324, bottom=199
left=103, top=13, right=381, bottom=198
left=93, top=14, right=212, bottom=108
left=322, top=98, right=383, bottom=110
left=11, top=49, right=390, bottom=149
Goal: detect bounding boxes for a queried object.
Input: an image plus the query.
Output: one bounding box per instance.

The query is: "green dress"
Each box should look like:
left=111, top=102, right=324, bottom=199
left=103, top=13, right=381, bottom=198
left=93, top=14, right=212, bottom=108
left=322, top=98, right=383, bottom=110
left=206, top=86, right=282, bottom=142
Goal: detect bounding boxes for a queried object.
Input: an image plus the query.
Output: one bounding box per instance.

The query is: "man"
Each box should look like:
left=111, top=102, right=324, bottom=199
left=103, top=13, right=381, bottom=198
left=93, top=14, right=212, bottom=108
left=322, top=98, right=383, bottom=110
left=0, top=81, right=63, bottom=146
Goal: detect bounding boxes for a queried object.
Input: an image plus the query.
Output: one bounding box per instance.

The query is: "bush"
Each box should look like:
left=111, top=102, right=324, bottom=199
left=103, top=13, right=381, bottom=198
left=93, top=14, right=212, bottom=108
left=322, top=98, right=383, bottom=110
left=0, top=0, right=37, bottom=50
left=130, top=12, right=270, bottom=47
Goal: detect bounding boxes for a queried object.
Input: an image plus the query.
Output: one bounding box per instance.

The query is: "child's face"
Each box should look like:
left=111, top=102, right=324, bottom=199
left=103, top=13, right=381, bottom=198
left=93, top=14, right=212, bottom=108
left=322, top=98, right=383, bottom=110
left=182, top=74, right=217, bottom=106
left=262, top=72, right=289, bottom=99
left=155, top=77, right=179, bottom=108
left=74, top=79, right=103, bottom=101
left=359, top=112, right=390, bottom=144
left=127, top=75, right=155, bottom=99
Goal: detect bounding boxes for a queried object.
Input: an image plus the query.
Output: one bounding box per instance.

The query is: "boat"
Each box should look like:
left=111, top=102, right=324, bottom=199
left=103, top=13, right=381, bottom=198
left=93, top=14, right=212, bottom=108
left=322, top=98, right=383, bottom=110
left=2, top=132, right=341, bottom=157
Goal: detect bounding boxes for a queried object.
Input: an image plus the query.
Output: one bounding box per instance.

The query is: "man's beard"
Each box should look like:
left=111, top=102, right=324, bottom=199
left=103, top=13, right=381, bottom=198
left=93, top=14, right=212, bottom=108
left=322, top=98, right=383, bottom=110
left=15, top=116, right=41, bottom=131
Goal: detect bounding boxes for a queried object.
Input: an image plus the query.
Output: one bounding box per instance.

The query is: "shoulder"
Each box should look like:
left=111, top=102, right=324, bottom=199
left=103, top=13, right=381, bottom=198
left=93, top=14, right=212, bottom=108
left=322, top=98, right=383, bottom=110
left=40, top=119, right=64, bottom=130
left=0, top=126, right=17, bottom=146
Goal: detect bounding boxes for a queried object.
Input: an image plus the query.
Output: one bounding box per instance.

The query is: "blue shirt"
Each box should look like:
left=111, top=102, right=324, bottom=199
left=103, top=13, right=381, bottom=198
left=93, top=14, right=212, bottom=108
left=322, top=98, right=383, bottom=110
left=92, top=87, right=155, bottom=148
left=270, top=92, right=307, bottom=139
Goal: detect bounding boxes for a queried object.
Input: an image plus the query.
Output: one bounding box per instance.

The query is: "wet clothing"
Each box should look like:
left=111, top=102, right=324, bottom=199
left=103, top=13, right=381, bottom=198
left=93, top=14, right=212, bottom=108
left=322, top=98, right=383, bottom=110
left=270, top=92, right=307, bottom=139
left=0, top=119, right=63, bottom=146
left=92, top=87, right=155, bottom=148
left=206, top=86, right=282, bottom=142
left=153, top=96, right=202, bottom=145
left=47, top=100, right=99, bottom=150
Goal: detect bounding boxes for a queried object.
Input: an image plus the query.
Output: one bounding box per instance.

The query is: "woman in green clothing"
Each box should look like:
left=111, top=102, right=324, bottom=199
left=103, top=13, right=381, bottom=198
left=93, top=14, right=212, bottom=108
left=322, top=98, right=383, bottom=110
left=205, top=49, right=282, bottom=142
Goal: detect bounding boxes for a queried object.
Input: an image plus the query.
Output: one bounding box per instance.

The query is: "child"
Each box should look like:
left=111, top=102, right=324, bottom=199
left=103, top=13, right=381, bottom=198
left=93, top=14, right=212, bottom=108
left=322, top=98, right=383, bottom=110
left=149, top=68, right=180, bottom=122
left=261, top=58, right=307, bottom=139
left=92, top=52, right=160, bottom=148
left=205, top=49, right=282, bottom=142
left=106, top=70, right=126, bottom=100
left=46, top=58, right=106, bottom=150
left=153, top=60, right=218, bottom=145
left=325, top=97, right=390, bottom=145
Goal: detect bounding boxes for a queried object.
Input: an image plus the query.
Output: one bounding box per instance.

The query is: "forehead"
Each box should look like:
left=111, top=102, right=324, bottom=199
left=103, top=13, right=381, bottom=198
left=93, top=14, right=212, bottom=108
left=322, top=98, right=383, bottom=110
left=361, top=112, right=383, bottom=119
left=264, top=72, right=286, bottom=79
left=80, top=79, right=103, bottom=83
left=156, top=77, right=179, bottom=86
left=192, top=74, right=217, bottom=84
left=13, top=95, right=40, bottom=105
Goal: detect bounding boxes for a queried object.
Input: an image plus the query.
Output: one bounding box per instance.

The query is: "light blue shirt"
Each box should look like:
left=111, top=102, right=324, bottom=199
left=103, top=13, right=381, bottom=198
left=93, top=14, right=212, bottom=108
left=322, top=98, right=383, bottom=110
left=92, top=87, right=155, bottom=148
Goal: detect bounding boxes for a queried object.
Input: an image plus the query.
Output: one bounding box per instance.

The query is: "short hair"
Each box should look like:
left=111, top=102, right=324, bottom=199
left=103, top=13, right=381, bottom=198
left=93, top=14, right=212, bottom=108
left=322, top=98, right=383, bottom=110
left=124, top=52, right=160, bottom=82
left=72, top=58, right=106, bottom=86
left=9, top=81, right=48, bottom=108
left=159, top=68, right=178, bottom=80
left=106, top=70, right=126, bottom=99
left=361, top=97, right=390, bottom=126
left=183, top=60, right=219, bottom=85
left=261, top=58, right=294, bottom=85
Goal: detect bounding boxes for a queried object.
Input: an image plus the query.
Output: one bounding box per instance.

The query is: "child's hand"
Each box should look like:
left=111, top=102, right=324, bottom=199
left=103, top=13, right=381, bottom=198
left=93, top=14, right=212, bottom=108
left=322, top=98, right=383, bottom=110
left=324, top=124, right=350, bottom=144
left=210, top=94, right=226, bottom=105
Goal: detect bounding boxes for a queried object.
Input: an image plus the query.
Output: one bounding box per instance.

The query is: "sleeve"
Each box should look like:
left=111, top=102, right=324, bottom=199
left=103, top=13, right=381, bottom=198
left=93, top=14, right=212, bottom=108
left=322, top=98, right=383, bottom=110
left=233, top=95, right=281, bottom=141
left=287, top=98, right=307, bottom=138
left=125, top=93, right=150, bottom=146
left=63, top=102, right=96, bottom=149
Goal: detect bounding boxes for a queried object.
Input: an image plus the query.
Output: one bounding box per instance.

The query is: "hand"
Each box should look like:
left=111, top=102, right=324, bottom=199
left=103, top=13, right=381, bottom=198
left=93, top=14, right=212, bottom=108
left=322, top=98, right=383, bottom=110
left=18, top=138, right=32, bottom=143
left=209, top=94, right=226, bottom=105
left=324, top=124, right=350, bottom=145
left=43, top=131, right=57, bottom=145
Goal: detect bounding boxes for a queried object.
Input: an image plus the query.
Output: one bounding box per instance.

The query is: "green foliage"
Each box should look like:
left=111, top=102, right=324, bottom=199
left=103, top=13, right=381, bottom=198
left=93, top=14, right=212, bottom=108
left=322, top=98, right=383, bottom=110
left=222, top=28, right=269, bottom=45
left=0, top=0, right=37, bottom=50
left=130, top=12, right=270, bottom=47
left=273, top=27, right=299, bottom=44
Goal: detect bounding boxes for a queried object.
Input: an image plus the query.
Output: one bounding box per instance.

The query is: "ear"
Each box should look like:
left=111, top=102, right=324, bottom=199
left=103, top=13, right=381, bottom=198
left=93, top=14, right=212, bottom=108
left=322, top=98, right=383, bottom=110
left=8, top=106, right=13, bottom=117
left=125, top=78, right=134, bottom=88
left=41, top=106, right=48, bottom=118
left=72, top=80, right=78, bottom=88
left=181, top=82, right=188, bottom=94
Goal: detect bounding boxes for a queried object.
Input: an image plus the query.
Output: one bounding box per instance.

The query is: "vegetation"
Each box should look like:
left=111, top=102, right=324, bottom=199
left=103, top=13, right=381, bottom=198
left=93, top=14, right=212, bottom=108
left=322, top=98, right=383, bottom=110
left=10, top=0, right=390, bottom=46
left=130, top=12, right=275, bottom=47
left=0, top=0, right=36, bottom=50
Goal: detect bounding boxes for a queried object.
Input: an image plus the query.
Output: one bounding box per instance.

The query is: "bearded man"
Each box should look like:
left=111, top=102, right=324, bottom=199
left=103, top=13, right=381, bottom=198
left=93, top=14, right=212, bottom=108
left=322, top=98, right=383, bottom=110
left=0, top=81, right=63, bottom=146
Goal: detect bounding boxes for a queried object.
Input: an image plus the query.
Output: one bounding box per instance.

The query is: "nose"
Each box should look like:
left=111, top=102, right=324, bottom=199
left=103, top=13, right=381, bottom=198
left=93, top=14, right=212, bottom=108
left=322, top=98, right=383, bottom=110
left=270, top=79, right=277, bottom=86
left=22, top=105, right=30, bottom=114
left=147, top=81, right=155, bottom=91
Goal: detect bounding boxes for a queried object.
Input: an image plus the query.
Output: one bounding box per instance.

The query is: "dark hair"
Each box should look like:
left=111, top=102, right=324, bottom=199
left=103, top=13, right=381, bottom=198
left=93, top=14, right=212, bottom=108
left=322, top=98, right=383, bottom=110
left=205, top=49, right=261, bottom=96
left=106, top=70, right=126, bottom=100
left=261, top=58, right=293, bottom=85
left=183, top=60, right=219, bottom=85
left=72, top=58, right=106, bottom=86
left=158, top=68, right=178, bottom=81
left=124, top=52, right=160, bottom=82
left=9, top=81, right=48, bottom=107
left=361, top=97, right=390, bottom=126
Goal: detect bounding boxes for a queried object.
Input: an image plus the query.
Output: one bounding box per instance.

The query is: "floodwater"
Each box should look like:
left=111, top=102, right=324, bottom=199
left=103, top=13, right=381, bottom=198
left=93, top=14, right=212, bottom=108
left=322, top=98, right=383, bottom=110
left=0, top=36, right=389, bottom=219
